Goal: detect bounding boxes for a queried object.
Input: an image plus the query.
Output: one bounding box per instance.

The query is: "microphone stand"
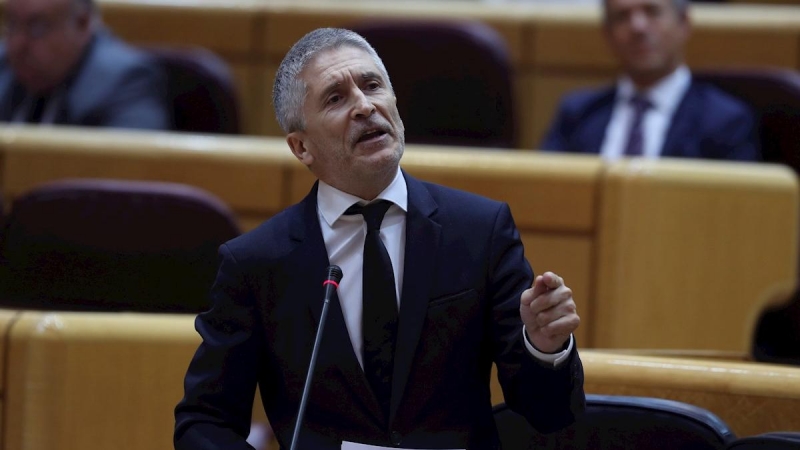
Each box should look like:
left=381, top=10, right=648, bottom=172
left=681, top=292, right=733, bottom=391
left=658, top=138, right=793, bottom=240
left=289, top=266, right=342, bottom=450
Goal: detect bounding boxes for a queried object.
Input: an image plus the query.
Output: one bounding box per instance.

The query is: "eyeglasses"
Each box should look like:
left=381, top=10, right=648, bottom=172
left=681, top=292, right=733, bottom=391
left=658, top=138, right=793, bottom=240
left=2, top=14, right=74, bottom=41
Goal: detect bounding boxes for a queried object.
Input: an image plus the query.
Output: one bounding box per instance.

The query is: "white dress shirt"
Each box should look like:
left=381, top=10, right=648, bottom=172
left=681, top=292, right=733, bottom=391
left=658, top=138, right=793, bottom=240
left=600, top=65, right=692, bottom=160
left=317, top=168, right=572, bottom=369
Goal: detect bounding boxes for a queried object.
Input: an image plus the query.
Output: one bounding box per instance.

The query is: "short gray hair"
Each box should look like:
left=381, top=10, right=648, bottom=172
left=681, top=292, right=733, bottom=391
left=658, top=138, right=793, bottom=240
left=603, top=0, right=689, bottom=22
left=272, top=28, right=392, bottom=134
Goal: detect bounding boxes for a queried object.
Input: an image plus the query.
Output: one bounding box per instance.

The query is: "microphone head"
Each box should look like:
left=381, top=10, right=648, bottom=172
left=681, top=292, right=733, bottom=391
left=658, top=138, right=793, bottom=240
left=325, top=265, right=343, bottom=284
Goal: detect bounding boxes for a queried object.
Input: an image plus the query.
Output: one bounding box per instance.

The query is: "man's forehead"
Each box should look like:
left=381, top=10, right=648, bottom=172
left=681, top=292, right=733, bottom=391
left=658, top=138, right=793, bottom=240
left=7, top=0, right=70, bottom=16
left=608, top=0, right=670, bottom=10
left=304, top=46, right=380, bottom=82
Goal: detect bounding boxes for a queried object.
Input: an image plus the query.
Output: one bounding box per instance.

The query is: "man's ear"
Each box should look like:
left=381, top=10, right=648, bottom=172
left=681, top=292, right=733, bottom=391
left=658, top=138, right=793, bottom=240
left=287, top=132, right=314, bottom=167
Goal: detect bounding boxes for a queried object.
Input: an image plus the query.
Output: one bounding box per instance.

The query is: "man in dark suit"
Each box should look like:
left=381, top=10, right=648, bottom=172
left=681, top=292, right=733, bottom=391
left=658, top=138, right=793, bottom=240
left=541, top=0, right=759, bottom=161
left=0, top=0, right=168, bottom=129
left=175, top=28, right=585, bottom=450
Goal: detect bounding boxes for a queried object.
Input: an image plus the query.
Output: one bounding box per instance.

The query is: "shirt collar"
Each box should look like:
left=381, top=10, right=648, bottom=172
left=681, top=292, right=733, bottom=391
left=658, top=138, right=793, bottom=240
left=317, top=167, right=408, bottom=227
left=617, top=65, right=691, bottom=114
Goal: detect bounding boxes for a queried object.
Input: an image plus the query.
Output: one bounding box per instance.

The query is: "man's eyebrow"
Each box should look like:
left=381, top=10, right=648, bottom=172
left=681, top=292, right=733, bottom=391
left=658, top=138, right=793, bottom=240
left=361, top=71, right=383, bottom=81
left=319, top=81, right=341, bottom=102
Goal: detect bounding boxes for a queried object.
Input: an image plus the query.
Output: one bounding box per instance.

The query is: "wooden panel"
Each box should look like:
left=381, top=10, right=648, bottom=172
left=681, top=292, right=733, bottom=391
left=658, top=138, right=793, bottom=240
left=581, top=350, right=800, bottom=437
left=256, top=63, right=283, bottom=138
left=407, top=148, right=602, bottom=231
left=533, top=22, right=614, bottom=70
left=262, top=3, right=527, bottom=66
left=521, top=234, right=594, bottom=347
left=5, top=311, right=202, bottom=450
left=526, top=73, right=614, bottom=150
left=594, top=159, right=799, bottom=351
left=98, top=0, right=259, bottom=59
left=0, top=309, right=20, bottom=391
left=0, top=127, right=294, bottom=217
left=687, top=29, right=799, bottom=69
left=230, top=63, right=252, bottom=134
left=289, top=148, right=603, bottom=231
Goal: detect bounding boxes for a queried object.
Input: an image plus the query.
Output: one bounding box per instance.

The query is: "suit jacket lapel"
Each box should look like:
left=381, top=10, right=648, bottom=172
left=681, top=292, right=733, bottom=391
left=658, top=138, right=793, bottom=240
left=579, top=87, right=616, bottom=155
left=662, top=82, right=700, bottom=158
left=389, top=172, right=441, bottom=422
left=288, top=182, right=385, bottom=423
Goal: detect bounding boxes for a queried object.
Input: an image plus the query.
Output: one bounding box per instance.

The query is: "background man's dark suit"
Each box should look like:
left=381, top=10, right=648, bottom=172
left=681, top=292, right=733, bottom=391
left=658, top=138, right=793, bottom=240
left=174, top=172, right=585, bottom=450
left=541, top=81, right=760, bottom=161
left=0, top=30, right=169, bottom=129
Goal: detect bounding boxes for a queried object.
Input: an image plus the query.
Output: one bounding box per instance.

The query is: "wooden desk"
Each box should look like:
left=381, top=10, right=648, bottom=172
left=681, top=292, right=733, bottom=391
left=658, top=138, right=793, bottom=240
left=581, top=350, right=800, bottom=437
left=595, top=158, right=799, bottom=351
left=0, top=126, right=602, bottom=346
left=0, top=309, right=20, bottom=447
left=0, top=126, right=796, bottom=353
left=5, top=311, right=201, bottom=450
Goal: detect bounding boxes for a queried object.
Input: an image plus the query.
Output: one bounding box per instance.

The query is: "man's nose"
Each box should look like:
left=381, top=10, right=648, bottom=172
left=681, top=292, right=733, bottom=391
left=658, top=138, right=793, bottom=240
left=350, top=89, right=376, bottom=119
left=629, top=10, right=650, bottom=32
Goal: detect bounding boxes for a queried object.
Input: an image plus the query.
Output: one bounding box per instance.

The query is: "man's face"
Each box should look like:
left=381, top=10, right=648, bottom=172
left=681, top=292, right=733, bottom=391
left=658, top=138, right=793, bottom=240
left=4, top=0, right=92, bottom=93
left=604, top=0, right=690, bottom=85
left=287, top=46, right=405, bottom=196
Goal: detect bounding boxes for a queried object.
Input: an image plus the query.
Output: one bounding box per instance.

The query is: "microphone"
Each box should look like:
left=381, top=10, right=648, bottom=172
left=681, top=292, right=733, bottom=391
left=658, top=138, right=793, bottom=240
left=289, top=265, right=343, bottom=450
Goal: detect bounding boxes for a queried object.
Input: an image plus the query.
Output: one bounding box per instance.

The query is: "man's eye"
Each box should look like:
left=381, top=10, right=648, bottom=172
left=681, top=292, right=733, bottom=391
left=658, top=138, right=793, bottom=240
left=366, top=82, right=380, bottom=91
left=327, top=95, right=341, bottom=105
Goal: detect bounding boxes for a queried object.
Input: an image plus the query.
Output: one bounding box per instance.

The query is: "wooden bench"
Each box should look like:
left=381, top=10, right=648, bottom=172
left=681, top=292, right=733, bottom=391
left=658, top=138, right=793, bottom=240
left=581, top=350, right=800, bottom=437
left=0, top=127, right=796, bottom=353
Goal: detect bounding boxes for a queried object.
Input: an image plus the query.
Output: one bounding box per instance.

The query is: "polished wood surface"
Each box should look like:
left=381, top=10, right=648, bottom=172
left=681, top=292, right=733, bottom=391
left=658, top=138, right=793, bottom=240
left=2, top=127, right=797, bottom=352
left=2, top=310, right=276, bottom=450
left=595, top=159, right=799, bottom=351
left=0, top=309, right=20, bottom=394
left=491, top=349, right=800, bottom=436
left=581, top=350, right=800, bottom=437
left=5, top=311, right=202, bottom=450
left=0, top=126, right=602, bottom=347
left=33, top=1, right=796, bottom=146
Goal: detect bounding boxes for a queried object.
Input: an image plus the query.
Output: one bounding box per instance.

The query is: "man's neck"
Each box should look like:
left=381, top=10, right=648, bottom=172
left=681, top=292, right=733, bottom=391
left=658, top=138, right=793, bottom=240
left=628, top=64, right=682, bottom=91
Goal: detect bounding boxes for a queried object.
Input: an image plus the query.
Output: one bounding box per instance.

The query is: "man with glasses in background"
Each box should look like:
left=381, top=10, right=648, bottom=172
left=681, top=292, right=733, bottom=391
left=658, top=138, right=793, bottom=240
left=0, top=0, right=169, bottom=129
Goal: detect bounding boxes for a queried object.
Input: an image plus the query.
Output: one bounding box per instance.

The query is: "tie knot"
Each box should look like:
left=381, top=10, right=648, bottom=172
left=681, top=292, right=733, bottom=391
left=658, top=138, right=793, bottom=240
left=345, top=200, right=393, bottom=231
left=630, top=94, right=652, bottom=113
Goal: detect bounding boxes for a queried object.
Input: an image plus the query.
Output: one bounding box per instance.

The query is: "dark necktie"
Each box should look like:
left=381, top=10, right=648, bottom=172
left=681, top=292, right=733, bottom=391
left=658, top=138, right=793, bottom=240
left=623, top=95, right=652, bottom=156
left=345, top=200, right=397, bottom=419
left=26, top=95, right=48, bottom=124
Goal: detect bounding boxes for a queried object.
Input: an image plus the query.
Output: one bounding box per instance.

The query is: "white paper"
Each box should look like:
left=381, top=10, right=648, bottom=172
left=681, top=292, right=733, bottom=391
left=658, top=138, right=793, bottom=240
left=342, top=442, right=464, bottom=450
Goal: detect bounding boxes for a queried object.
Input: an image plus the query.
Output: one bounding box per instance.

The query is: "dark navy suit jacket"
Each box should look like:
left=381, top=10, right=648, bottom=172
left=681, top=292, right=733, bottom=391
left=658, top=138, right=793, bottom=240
left=540, top=81, right=760, bottom=161
left=174, top=172, right=585, bottom=450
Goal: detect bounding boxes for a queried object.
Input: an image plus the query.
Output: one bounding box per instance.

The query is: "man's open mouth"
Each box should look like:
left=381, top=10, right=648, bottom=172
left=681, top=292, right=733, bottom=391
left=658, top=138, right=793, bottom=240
left=357, top=129, right=388, bottom=143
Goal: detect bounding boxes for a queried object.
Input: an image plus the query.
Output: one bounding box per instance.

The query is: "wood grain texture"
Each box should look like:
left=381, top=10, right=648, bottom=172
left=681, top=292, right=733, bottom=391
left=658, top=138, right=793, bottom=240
left=0, top=309, right=21, bottom=393
left=0, top=127, right=294, bottom=220
left=594, top=159, right=799, bottom=351
left=5, top=311, right=202, bottom=450
left=581, top=350, right=800, bottom=437
left=492, top=350, right=800, bottom=437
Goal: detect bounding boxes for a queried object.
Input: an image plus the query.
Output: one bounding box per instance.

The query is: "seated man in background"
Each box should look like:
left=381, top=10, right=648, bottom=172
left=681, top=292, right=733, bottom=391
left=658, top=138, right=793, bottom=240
left=0, top=0, right=169, bottom=129
left=541, top=0, right=759, bottom=161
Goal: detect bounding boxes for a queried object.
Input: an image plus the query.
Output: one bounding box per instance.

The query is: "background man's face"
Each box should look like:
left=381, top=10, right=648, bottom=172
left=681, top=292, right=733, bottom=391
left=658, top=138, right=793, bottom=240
left=4, top=0, right=93, bottom=93
left=604, top=0, right=690, bottom=85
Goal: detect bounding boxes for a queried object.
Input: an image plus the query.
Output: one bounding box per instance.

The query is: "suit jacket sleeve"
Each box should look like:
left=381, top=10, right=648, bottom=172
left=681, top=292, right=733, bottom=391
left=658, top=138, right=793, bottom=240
left=489, top=203, right=585, bottom=433
left=539, top=98, right=573, bottom=152
left=717, top=107, right=761, bottom=162
left=174, top=244, right=260, bottom=450
left=100, top=62, right=171, bottom=130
